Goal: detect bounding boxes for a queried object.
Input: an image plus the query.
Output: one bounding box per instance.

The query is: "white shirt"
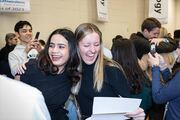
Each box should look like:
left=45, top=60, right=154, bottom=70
left=0, top=75, right=51, bottom=120
left=103, top=47, right=112, bottom=59
left=8, top=44, right=38, bottom=76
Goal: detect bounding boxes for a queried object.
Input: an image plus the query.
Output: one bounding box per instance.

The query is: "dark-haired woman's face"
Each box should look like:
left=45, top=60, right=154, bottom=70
left=48, top=34, right=69, bottom=72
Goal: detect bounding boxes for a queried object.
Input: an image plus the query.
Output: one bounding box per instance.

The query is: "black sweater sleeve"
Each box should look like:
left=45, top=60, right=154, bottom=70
left=105, top=66, right=130, bottom=97
left=132, top=32, right=178, bottom=59
left=20, top=59, right=37, bottom=84
left=156, top=37, right=178, bottom=53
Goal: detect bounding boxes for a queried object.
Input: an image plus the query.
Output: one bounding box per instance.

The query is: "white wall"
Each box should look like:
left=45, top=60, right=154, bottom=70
left=0, top=0, right=178, bottom=48
left=163, top=0, right=176, bottom=35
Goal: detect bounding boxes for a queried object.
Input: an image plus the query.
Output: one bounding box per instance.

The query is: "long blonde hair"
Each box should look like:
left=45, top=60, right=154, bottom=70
left=75, top=23, right=124, bottom=92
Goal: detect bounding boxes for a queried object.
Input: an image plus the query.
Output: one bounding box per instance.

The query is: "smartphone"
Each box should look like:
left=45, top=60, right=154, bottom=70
left=150, top=43, right=156, bottom=57
left=34, top=32, right=40, bottom=40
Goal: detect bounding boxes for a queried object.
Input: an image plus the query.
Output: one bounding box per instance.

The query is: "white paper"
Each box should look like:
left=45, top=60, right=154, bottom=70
left=86, top=114, right=129, bottom=120
left=87, top=97, right=141, bottom=120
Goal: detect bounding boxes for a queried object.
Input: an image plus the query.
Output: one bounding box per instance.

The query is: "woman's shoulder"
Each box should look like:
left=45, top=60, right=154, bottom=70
left=105, top=65, right=121, bottom=73
left=25, top=59, right=39, bottom=73
left=104, top=65, right=125, bottom=80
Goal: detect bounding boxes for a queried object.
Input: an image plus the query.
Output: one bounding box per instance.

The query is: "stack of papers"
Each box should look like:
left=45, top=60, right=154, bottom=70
left=86, top=97, right=141, bottom=120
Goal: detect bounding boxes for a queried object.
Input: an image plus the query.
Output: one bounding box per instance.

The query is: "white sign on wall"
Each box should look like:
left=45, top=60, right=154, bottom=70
left=148, top=0, right=168, bottom=24
left=96, top=0, right=108, bottom=22
left=0, top=0, right=30, bottom=13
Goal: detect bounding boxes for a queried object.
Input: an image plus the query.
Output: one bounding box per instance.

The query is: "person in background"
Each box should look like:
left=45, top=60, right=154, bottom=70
left=75, top=23, right=145, bottom=120
left=8, top=20, right=42, bottom=78
left=131, top=18, right=177, bottom=120
left=131, top=17, right=177, bottom=60
left=148, top=45, right=180, bottom=119
left=172, top=29, right=180, bottom=77
left=0, top=33, right=18, bottom=78
left=0, top=75, right=51, bottom=120
left=111, top=37, right=152, bottom=115
left=20, top=28, right=81, bottom=120
left=39, top=39, right=46, bottom=49
left=102, top=35, right=123, bottom=59
left=159, top=27, right=176, bottom=70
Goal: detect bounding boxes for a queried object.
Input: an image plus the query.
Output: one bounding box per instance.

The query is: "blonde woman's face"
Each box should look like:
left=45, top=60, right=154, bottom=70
left=78, top=32, right=101, bottom=65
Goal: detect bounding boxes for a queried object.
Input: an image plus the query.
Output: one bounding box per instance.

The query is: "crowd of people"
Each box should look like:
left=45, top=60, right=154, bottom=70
left=0, top=17, right=179, bottom=120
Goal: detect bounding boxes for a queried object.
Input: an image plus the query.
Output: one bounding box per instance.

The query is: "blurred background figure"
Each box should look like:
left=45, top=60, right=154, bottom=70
left=8, top=20, right=42, bottom=79
left=158, top=27, right=176, bottom=71
left=173, top=29, right=180, bottom=70
left=39, top=39, right=46, bottom=49
left=0, top=75, right=51, bottom=120
left=0, top=33, right=18, bottom=78
left=111, top=37, right=152, bottom=117
left=148, top=49, right=180, bottom=120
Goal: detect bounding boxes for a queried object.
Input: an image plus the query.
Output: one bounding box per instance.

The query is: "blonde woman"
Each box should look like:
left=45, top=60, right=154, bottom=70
left=75, top=23, right=145, bottom=120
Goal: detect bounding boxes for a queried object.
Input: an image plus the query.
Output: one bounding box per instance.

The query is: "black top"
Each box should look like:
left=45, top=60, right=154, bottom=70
left=132, top=32, right=178, bottom=59
left=0, top=44, right=16, bottom=78
left=77, top=62, right=130, bottom=119
left=20, top=59, right=72, bottom=120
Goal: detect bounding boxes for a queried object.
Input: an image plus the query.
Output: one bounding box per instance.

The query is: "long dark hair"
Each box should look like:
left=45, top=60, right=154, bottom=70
left=38, top=28, right=81, bottom=83
left=111, top=38, right=150, bottom=94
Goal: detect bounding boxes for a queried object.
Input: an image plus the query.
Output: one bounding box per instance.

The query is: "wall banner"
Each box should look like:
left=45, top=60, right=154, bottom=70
left=0, top=0, right=30, bottom=13
left=148, top=0, right=168, bottom=24
left=96, top=0, right=108, bottom=22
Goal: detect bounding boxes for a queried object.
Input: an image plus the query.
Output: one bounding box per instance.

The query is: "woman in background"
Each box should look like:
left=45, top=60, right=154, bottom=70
left=148, top=45, right=180, bottom=119
left=111, top=37, right=152, bottom=115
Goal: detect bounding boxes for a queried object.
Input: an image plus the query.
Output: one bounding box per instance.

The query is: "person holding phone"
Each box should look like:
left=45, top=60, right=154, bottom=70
left=0, top=33, right=18, bottom=78
left=148, top=50, right=180, bottom=120
left=8, top=21, right=42, bottom=78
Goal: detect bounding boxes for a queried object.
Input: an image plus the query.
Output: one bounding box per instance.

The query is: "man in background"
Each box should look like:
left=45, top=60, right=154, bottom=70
left=131, top=17, right=177, bottom=59
left=0, top=33, right=18, bottom=78
left=8, top=21, right=42, bottom=78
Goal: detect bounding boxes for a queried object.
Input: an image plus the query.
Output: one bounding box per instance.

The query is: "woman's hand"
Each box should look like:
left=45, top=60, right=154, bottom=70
left=149, top=38, right=164, bottom=46
left=125, top=107, right=145, bottom=120
left=16, top=60, right=28, bottom=75
left=148, top=53, right=160, bottom=67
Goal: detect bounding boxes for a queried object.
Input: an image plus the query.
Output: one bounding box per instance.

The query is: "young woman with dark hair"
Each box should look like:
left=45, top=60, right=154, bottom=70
left=20, top=28, right=81, bottom=120
left=111, top=38, right=152, bottom=114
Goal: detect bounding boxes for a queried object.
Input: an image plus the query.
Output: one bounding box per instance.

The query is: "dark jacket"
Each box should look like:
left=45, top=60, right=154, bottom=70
left=21, top=59, right=72, bottom=120
left=152, top=67, right=180, bottom=120
left=0, top=44, right=16, bottom=78
left=131, top=32, right=178, bottom=59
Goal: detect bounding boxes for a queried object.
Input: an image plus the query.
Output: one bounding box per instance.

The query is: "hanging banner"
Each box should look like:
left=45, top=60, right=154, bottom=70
left=148, top=0, right=168, bottom=24
left=96, top=0, right=108, bottom=22
left=0, top=0, right=30, bottom=13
